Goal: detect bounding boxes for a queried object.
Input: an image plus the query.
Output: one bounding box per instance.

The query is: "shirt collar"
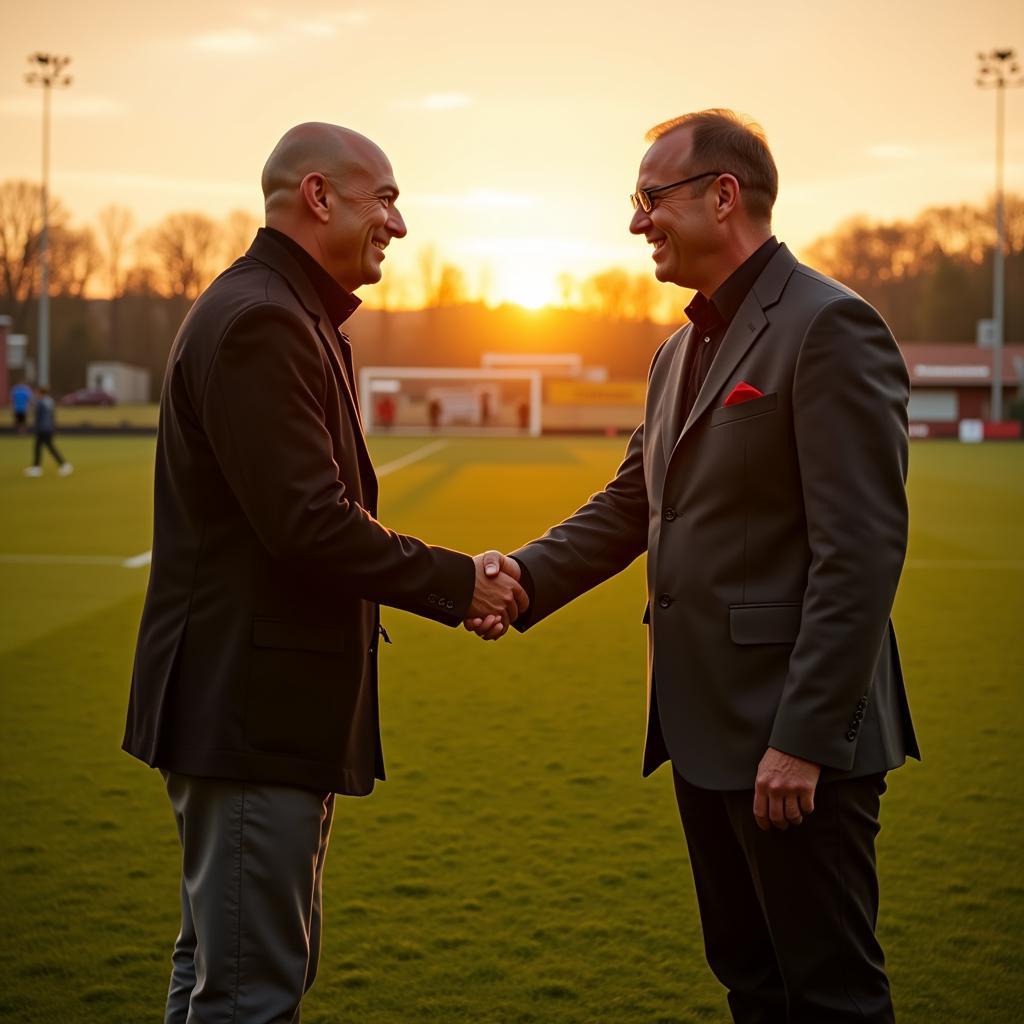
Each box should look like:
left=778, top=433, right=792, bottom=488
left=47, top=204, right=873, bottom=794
left=685, top=236, right=780, bottom=333
left=711, top=236, right=780, bottom=325
left=260, top=227, right=361, bottom=328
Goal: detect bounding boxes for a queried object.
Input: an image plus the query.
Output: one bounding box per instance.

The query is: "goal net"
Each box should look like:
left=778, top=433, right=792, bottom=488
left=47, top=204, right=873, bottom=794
left=358, top=366, right=543, bottom=437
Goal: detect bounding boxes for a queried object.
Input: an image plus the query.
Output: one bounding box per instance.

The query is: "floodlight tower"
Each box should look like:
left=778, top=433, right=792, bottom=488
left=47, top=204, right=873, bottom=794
left=976, top=48, right=1023, bottom=421
left=25, top=52, right=72, bottom=389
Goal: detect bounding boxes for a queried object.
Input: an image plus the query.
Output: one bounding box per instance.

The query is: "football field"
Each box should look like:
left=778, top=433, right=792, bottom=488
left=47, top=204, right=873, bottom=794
left=1, top=435, right=1022, bottom=1023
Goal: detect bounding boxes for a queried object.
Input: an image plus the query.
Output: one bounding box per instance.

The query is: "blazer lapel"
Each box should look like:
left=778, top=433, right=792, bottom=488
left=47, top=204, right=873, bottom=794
left=659, top=323, right=697, bottom=464
left=244, top=233, right=378, bottom=506
left=669, top=244, right=798, bottom=456
left=678, top=294, right=768, bottom=442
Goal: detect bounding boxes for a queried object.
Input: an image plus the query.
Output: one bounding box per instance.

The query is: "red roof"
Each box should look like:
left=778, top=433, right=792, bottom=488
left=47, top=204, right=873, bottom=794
left=898, top=343, right=1024, bottom=386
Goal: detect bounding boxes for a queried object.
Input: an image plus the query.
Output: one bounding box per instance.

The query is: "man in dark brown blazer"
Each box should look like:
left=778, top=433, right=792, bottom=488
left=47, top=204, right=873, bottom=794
left=123, top=122, right=527, bottom=1023
left=470, top=110, right=919, bottom=1022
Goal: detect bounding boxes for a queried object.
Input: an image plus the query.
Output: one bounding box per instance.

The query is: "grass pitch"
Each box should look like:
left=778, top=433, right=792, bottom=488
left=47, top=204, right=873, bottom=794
left=0, top=435, right=1022, bottom=1023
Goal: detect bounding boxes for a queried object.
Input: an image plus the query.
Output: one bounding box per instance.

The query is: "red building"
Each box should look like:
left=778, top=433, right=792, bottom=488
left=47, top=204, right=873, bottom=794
left=900, top=342, right=1023, bottom=437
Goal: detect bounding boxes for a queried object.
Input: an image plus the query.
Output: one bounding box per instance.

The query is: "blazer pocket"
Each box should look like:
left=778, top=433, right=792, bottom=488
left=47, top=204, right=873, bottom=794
left=252, top=619, right=346, bottom=654
left=710, top=392, right=778, bottom=427
left=729, top=602, right=802, bottom=645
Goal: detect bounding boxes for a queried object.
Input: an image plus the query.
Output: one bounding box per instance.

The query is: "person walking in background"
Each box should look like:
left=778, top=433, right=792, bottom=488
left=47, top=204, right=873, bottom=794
left=24, top=386, right=73, bottom=478
left=11, top=381, right=32, bottom=433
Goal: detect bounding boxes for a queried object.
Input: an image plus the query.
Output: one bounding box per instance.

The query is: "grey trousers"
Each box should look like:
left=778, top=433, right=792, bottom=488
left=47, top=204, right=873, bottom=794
left=163, top=771, right=335, bottom=1024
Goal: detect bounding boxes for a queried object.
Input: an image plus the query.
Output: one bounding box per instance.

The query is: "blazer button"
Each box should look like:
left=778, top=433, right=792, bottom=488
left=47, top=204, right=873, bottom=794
left=845, top=729, right=857, bottom=742
left=658, top=594, right=672, bottom=609
left=853, top=709, right=864, bottom=721
left=428, top=594, right=437, bottom=604
left=663, top=507, right=677, bottom=521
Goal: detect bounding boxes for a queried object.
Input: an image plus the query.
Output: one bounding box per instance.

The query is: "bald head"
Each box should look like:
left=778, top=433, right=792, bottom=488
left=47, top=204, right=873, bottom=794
left=260, top=122, right=406, bottom=292
left=261, top=122, right=390, bottom=214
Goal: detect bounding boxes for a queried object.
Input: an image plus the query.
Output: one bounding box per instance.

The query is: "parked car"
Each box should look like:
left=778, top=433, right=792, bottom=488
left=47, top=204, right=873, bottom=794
left=59, top=389, right=117, bottom=407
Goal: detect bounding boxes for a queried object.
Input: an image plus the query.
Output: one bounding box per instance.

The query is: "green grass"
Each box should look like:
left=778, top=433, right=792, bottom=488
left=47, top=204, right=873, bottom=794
left=43, top=403, right=160, bottom=429
left=1, top=436, right=1022, bottom=1023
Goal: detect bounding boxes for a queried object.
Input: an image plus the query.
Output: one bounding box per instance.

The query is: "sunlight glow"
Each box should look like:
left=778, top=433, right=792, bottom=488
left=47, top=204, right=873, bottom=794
left=497, top=268, right=558, bottom=310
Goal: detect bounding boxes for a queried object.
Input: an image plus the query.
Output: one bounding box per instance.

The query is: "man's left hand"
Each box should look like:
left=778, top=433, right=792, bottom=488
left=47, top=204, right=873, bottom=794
left=753, top=747, right=821, bottom=831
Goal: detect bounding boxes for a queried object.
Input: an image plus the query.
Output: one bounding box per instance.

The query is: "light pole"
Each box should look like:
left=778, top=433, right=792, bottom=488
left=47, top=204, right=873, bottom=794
left=25, top=52, right=72, bottom=389
left=976, top=49, right=1023, bottom=422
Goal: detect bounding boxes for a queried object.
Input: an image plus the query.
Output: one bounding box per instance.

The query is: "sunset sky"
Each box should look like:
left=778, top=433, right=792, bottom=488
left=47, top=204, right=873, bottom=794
left=2, top=0, right=1023, bottom=311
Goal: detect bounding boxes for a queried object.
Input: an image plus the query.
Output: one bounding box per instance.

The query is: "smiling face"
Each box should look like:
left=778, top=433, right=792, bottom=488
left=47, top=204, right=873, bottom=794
left=319, top=140, right=407, bottom=292
left=629, top=127, right=722, bottom=292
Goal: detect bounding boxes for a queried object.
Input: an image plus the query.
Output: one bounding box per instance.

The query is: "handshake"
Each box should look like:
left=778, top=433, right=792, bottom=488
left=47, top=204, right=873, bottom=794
left=465, top=551, right=527, bottom=640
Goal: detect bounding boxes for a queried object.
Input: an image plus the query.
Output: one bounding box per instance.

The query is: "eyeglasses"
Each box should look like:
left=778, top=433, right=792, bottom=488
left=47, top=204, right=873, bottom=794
left=629, top=170, right=728, bottom=212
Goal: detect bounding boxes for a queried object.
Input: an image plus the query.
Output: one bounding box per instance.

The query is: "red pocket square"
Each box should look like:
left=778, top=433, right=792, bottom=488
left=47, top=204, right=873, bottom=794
left=723, top=381, right=764, bottom=407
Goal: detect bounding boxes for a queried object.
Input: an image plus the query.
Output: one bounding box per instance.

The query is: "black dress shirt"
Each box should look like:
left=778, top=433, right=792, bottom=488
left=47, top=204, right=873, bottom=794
left=681, top=236, right=780, bottom=423
left=261, top=227, right=361, bottom=328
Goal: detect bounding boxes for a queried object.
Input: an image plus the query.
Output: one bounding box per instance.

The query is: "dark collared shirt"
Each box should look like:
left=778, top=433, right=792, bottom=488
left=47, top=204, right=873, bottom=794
left=261, top=227, right=361, bottom=328
left=681, top=236, right=780, bottom=422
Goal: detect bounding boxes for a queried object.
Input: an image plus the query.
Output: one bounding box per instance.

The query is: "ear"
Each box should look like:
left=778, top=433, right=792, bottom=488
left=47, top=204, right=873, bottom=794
left=299, top=172, right=331, bottom=224
left=713, top=174, right=741, bottom=223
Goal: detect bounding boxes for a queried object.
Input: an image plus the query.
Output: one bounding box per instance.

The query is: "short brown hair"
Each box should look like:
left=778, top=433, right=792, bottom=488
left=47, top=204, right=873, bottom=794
left=646, top=109, right=778, bottom=222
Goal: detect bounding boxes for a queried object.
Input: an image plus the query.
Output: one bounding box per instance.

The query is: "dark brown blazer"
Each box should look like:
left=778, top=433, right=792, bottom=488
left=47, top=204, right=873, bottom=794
left=512, top=245, right=919, bottom=790
left=123, top=231, right=474, bottom=795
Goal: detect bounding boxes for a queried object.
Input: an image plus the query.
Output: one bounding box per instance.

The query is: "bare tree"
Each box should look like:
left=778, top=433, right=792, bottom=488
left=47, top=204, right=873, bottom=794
left=49, top=225, right=101, bottom=299
left=97, top=204, right=136, bottom=299
left=417, top=244, right=440, bottom=307
left=0, top=179, right=69, bottom=324
left=627, top=273, right=659, bottom=321
left=557, top=271, right=576, bottom=308
left=581, top=267, right=631, bottom=319
left=221, top=209, right=260, bottom=265
left=436, top=263, right=467, bottom=307
left=142, top=211, right=221, bottom=300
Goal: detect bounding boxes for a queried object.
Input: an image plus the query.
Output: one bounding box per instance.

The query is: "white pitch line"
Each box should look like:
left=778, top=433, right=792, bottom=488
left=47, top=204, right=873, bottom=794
left=2, top=441, right=451, bottom=572
left=0, top=554, right=127, bottom=566
left=375, top=439, right=449, bottom=478
left=906, top=559, right=1024, bottom=570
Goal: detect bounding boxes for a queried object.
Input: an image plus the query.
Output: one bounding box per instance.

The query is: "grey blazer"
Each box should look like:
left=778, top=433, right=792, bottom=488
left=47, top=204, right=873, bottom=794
left=512, top=244, right=919, bottom=790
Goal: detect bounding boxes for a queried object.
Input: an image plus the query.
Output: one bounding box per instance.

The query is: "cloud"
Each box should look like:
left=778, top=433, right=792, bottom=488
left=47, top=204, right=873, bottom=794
left=404, top=93, right=473, bottom=111
left=0, top=94, right=123, bottom=118
left=192, top=11, right=369, bottom=52
left=56, top=170, right=255, bottom=199
left=192, top=30, right=271, bottom=54
left=866, top=144, right=916, bottom=160
left=411, top=189, right=536, bottom=209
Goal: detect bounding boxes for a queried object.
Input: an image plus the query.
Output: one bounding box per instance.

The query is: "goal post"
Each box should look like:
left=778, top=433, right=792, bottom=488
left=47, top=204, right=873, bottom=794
left=358, top=366, right=544, bottom=437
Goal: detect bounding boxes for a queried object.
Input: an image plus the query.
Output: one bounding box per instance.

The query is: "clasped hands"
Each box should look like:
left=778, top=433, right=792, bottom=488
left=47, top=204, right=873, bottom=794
left=466, top=551, right=525, bottom=640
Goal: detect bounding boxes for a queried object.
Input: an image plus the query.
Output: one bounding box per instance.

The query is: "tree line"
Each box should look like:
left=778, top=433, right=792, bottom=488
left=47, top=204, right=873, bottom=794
left=1, top=179, right=1021, bottom=397
left=803, top=195, right=1024, bottom=343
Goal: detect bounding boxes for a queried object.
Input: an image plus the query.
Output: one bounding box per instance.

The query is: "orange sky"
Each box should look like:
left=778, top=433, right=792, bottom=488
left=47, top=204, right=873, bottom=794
left=2, top=0, right=1023, bottom=312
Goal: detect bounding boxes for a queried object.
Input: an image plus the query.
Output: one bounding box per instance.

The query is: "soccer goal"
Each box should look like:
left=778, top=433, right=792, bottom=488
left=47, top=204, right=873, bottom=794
left=358, top=366, right=543, bottom=436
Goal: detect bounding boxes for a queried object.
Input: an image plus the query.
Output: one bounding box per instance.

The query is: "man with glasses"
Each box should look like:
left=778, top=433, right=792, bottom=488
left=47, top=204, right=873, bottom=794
left=124, top=122, right=528, bottom=1023
left=470, top=109, right=918, bottom=1022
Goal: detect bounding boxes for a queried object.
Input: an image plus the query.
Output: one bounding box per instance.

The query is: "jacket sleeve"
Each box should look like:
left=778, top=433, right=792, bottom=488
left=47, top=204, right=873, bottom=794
left=510, top=421, right=649, bottom=631
left=200, top=303, right=475, bottom=625
left=768, top=295, right=909, bottom=768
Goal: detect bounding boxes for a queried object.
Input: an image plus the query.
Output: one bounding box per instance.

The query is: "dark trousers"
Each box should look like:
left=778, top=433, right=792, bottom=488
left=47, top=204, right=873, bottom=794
left=33, top=432, right=65, bottom=467
left=163, top=772, right=335, bottom=1024
left=673, top=770, right=893, bottom=1024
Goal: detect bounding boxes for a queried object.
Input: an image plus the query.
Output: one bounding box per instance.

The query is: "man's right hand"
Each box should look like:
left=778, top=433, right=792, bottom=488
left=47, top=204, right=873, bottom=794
left=465, top=551, right=527, bottom=639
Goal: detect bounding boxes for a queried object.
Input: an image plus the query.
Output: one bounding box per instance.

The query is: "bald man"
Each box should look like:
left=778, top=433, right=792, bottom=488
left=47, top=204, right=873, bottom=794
left=123, top=123, right=526, bottom=1023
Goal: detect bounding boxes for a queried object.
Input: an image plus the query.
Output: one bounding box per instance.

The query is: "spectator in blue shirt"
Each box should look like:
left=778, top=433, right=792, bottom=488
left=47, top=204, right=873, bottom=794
left=24, top=386, right=73, bottom=478
left=11, top=382, right=32, bottom=433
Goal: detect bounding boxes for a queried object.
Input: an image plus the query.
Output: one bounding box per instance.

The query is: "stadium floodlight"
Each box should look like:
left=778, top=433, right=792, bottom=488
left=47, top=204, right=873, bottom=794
left=25, top=52, right=72, bottom=389
left=976, top=48, right=1023, bottom=422
left=358, top=366, right=543, bottom=436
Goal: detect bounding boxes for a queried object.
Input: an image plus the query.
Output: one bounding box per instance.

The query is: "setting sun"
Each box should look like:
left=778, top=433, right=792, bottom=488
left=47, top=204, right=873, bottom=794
left=497, top=268, right=558, bottom=310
